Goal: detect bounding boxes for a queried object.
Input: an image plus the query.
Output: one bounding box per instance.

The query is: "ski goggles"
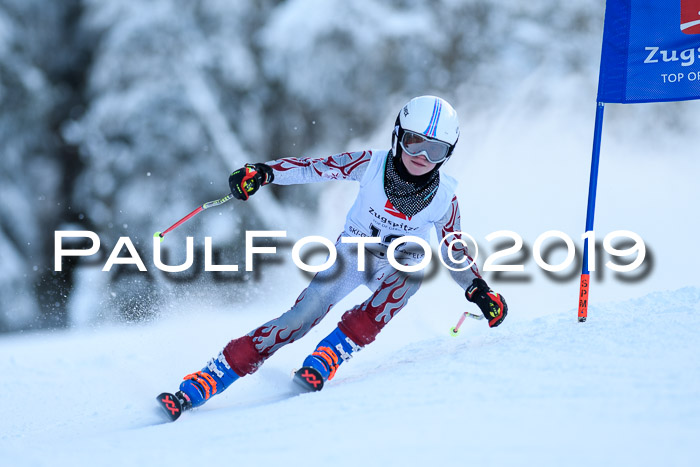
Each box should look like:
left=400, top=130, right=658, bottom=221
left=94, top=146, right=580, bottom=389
left=399, top=130, right=451, bottom=163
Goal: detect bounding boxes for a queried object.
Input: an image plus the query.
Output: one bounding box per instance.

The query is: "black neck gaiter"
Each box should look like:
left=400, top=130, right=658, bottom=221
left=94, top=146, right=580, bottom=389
left=383, top=150, right=440, bottom=218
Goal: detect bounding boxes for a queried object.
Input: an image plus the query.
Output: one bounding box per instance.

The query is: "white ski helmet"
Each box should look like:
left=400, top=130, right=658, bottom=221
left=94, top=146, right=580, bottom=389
left=392, top=96, right=460, bottom=164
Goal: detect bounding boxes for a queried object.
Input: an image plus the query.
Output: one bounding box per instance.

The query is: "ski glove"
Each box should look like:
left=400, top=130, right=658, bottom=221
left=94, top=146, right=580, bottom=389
left=465, top=278, right=508, bottom=328
left=229, top=163, right=274, bottom=201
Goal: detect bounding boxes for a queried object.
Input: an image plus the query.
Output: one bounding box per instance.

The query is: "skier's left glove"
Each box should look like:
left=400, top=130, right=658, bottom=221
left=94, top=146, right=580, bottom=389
left=465, top=278, right=508, bottom=328
left=228, top=163, right=274, bottom=201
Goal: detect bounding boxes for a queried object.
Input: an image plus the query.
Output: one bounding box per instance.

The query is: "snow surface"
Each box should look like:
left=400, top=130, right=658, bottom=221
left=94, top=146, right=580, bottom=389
left=1, top=287, right=698, bottom=466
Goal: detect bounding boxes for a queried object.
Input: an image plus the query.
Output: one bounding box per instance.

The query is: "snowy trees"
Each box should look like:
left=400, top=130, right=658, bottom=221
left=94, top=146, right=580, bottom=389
left=0, top=0, right=88, bottom=330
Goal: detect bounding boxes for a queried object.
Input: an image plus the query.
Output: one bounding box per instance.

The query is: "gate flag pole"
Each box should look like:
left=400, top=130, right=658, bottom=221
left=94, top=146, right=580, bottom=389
left=579, top=1, right=700, bottom=322
left=578, top=101, right=605, bottom=323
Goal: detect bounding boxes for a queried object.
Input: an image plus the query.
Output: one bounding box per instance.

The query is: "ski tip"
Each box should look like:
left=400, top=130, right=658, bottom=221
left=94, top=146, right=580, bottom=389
left=293, top=366, right=325, bottom=392
left=154, top=232, right=164, bottom=242
left=156, top=392, right=184, bottom=421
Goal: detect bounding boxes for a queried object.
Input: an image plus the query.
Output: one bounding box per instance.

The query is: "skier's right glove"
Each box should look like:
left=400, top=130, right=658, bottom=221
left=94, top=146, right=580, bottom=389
left=228, top=163, right=274, bottom=201
left=465, top=278, right=508, bottom=328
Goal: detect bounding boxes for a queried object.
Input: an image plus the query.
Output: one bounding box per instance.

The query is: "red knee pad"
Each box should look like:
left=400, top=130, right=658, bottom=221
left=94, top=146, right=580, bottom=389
left=223, top=335, right=264, bottom=377
left=338, top=307, right=381, bottom=346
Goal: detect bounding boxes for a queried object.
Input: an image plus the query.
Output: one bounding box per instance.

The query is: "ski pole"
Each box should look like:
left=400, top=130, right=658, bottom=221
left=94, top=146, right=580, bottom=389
left=450, top=311, right=484, bottom=336
left=154, top=193, right=234, bottom=242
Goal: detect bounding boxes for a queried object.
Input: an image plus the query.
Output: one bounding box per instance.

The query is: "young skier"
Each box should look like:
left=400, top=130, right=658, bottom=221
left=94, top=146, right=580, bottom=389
left=158, top=96, right=508, bottom=419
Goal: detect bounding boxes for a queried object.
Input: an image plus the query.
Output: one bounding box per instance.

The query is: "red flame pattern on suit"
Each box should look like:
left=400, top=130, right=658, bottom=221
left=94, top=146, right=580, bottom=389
left=322, top=152, right=371, bottom=178
left=267, top=157, right=313, bottom=172
left=252, top=323, right=305, bottom=357
left=267, top=151, right=371, bottom=184
left=221, top=283, right=338, bottom=377
left=439, top=196, right=480, bottom=278
left=339, top=270, right=420, bottom=346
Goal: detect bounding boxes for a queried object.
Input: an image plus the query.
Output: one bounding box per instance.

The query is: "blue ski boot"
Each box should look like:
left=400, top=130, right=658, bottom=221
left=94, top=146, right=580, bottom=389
left=179, top=352, right=240, bottom=408
left=294, top=327, right=362, bottom=391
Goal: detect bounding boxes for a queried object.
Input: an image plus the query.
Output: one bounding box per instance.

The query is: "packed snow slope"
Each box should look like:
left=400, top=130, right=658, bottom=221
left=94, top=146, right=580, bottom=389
left=1, top=287, right=698, bottom=466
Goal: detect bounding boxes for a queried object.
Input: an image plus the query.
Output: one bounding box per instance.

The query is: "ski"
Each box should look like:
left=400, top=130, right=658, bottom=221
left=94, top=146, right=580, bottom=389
left=156, top=392, right=189, bottom=422
left=292, top=366, right=325, bottom=392
left=155, top=370, right=320, bottom=422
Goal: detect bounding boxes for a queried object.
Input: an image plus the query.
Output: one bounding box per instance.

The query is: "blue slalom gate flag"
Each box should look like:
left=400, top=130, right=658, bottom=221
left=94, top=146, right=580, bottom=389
left=598, top=0, right=700, bottom=103
left=580, top=1, right=700, bottom=322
